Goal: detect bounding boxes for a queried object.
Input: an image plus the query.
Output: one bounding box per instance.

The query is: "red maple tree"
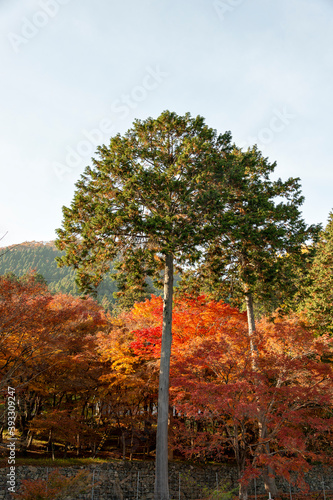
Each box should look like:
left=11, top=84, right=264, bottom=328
left=129, top=295, right=333, bottom=499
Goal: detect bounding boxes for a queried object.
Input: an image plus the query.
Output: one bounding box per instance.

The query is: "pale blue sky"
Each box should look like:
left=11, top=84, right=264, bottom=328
left=1, top=0, right=332, bottom=246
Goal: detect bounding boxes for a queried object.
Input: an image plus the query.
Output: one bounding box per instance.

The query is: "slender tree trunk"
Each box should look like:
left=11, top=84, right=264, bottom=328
left=122, top=431, right=126, bottom=460
left=130, top=428, right=134, bottom=461
left=239, top=482, right=248, bottom=500
left=154, top=253, right=173, bottom=500
left=258, top=419, right=279, bottom=497
left=244, top=291, right=257, bottom=371
left=76, top=433, right=80, bottom=456
left=245, top=289, right=279, bottom=498
left=232, top=427, right=248, bottom=500
left=46, top=429, right=52, bottom=452
left=26, top=430, right=34, bottom=449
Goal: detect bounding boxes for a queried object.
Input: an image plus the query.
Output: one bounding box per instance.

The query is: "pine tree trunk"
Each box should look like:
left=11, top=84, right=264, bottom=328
left=154, top=253, right=173, bottom=500
left=245, top=289, right=279, bottom=498
left=244, top=291, right=257, bottom=371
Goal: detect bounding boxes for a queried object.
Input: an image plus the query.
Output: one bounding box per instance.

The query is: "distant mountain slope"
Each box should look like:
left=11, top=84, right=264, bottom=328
left=0, top=241, right=118, bottom=308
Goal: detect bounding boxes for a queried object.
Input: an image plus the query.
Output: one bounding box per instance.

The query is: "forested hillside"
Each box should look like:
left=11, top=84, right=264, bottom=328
left=0, top=241, right=118, bottom=309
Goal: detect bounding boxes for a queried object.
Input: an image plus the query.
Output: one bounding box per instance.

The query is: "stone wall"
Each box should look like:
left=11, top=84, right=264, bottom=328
left=0, top=461, right=332, bottom=499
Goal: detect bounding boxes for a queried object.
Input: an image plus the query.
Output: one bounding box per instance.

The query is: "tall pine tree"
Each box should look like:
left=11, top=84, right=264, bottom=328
left=56, top=111, right=232, bottom=500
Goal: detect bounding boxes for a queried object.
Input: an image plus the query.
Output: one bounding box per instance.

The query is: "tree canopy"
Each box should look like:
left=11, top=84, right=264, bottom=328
left=305, top=211, right=333, bottom=335
left=56, top=111, right=232, bottom=293
left=178, top=146, right=320, bottom=324
left=56, top=110, right=233, bottom=500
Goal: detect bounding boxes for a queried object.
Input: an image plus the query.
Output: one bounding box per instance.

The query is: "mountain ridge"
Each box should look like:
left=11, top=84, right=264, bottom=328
left=0, top=240, right=117, bottom=309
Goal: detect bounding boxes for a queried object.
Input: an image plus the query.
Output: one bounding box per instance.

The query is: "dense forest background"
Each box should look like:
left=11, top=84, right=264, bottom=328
left=0, top=241, right=164, bottom=311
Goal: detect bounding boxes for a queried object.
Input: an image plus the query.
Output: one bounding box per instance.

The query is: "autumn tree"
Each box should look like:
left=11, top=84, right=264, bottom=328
left=0, top=273, right=56, bottom=394
left=55, top=111, right=233, bottom=500
left=22, top=292, right=108, bottom=454
left=0, top=272, right=108, bottom=451
left=96, top=316, right=158, bottom=459
left=177, top=314, right=333, bottom=499
left=130, top=296, right=333, bottom=500
left=173, top=315, right=333, bottom=499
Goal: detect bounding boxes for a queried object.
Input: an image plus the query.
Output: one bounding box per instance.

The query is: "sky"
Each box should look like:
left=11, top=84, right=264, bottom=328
left=1, top=0, right=332, bottom=247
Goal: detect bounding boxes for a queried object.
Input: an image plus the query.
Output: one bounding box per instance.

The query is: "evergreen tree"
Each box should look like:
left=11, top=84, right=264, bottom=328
left=56, top=111, right=232, bottom=500
left=305, top=211, right=333, bottom=335
left=179, top=146, right=319, bottom=332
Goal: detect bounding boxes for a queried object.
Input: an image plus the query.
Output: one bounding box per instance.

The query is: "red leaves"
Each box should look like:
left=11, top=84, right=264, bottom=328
left=127, top=294, right=333, bottom=487
left=129, top=294, right=249, bottom=360
left=131, top=326, right=162, bottom=357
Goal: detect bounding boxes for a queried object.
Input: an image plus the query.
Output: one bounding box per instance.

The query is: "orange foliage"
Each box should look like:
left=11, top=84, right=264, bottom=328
left=96, top=316, right=158, bottom=437
left=130, top=294, right=248, bottom=360
left=0, top=273, right=110, bottom=451
left=0, top=274, right=108, bottom=393
left=2, top=278, right=332, bottom=475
